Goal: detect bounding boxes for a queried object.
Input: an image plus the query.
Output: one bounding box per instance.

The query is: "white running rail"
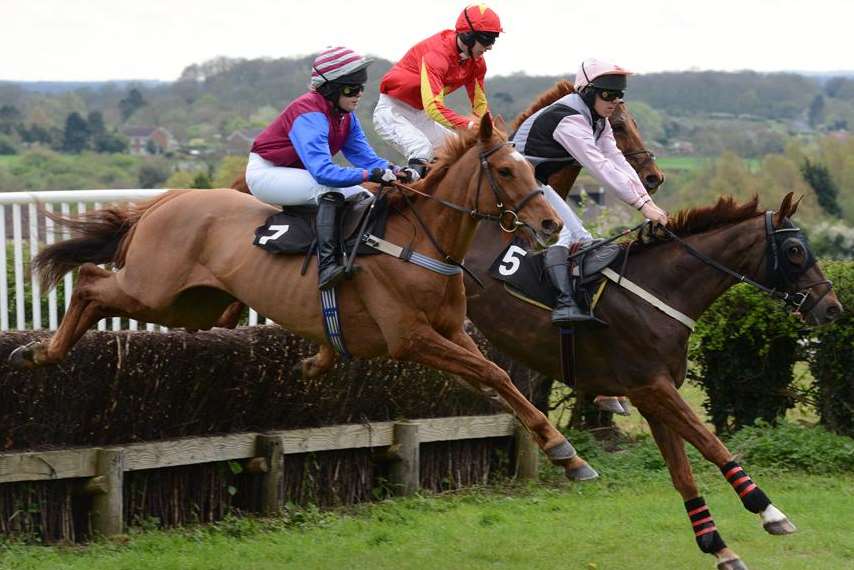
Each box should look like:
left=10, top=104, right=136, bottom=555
left=0, top=189, right=266, bottom=331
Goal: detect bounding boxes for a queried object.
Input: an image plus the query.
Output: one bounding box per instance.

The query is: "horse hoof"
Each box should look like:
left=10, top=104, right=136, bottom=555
left=594, top=396, right=625, bottom=414
left=617, top=398, right=633, bottom=416
left=8, top=341, right=43, bottom=369
left=717, top=558, right=749, bottom=570
left=567, top=463, right=599, bottom=481
left=763, top=518, right=797, bottom=535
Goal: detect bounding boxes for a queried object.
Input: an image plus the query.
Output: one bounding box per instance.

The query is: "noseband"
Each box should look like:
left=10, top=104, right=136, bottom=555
left=623, top=149, right=657, bottom=170
left=661, top=211, right=833, bottom=315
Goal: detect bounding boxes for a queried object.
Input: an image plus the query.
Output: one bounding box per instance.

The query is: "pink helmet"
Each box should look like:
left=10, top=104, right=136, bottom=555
left=574, top=58, right=632, bottom=92
left=310, top=47, right=372, bottom=89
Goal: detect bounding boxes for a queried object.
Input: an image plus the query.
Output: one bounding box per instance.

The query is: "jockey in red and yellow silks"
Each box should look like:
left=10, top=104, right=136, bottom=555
left=373, top=4, right=502, bottom=171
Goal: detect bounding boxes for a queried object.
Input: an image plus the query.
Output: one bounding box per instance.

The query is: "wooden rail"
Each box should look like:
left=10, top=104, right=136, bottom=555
left=0, top=414, right=539, bottom=536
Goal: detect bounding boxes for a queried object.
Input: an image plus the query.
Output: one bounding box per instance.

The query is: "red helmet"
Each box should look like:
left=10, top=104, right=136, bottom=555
left=455, top=4, right=503, bottom=34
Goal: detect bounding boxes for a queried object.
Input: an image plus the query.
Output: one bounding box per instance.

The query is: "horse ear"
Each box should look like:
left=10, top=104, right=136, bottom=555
left=493, top=114, right=507, bottom=132
left=479, top=112, right=494, bottom=142
left=775, top=192, right=796, bottom=224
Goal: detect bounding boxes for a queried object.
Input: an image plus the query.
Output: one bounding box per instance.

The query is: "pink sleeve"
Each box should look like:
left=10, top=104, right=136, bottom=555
left=553, top=115, right=650, bottom=209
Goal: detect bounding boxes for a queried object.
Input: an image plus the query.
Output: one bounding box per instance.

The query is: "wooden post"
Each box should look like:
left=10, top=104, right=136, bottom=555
left=514, top=423, right=539, bottom=481
left=389, top=421, right=419, bottom=496
left=91, top=449, right=125, bottom=537
left=256, top=434, right=283, bottom=515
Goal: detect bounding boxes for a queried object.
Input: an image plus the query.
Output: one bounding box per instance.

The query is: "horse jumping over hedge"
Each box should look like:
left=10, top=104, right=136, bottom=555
left=10, top=115, right=608, bottom=482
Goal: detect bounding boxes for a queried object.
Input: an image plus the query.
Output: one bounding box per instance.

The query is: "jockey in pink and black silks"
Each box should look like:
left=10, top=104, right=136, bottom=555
left=512, top=58, right=669, bottom=326
left=373, top=4, right=502, bottom=173
left=245, top=47, right=419, bottom=291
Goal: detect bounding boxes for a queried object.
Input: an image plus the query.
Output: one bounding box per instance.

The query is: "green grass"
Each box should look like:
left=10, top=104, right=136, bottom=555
left=2, top=472, right=851, bottom=570
left=656, top=155, right=761, bottom=174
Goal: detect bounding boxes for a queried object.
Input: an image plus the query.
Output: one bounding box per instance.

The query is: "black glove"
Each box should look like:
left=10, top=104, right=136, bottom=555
left=368, top=167, right=397, bottom=184
left=396, top=166, right=421, bottom=183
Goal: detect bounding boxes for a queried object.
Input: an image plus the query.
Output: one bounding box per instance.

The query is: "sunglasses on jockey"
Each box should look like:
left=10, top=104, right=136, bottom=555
left=338, top=83, right=366, bottom=97
left=596, top=88, right=624, bottom=102
left=474, top=32, right=498, bottom=46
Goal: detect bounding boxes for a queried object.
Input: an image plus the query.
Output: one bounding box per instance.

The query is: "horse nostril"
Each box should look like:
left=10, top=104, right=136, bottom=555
left=826, top=303, right=843, bottom=322
left=644, top=174, right=662, bottom=189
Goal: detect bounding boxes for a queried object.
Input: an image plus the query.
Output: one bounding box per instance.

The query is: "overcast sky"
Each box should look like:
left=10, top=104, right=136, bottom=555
left=4, top=0, right=852, bottom=82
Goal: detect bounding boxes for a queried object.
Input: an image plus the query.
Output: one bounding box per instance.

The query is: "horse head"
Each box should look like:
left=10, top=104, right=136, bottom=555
left=609, top=102, right=665, bottom=192
left=769, top=193, right=843, bottom=325
left=445, top=113, right=562, bottom=247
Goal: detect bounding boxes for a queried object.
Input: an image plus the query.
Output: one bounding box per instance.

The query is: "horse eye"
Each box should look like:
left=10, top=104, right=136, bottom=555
left=788, top=245, right=804, bottom=260
left=498, top=167, right=513, bottom=178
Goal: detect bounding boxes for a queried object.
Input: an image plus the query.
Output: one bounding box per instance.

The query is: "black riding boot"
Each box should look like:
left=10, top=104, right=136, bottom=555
left=316, top=192, right=346, bottom=290
left=545, top=245, right=593, bottom=326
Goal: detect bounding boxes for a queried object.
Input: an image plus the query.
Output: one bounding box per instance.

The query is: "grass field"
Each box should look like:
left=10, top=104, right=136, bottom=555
left=2, top=471, right=851, bottom=570
left=655, top=156, right=761, bottom=174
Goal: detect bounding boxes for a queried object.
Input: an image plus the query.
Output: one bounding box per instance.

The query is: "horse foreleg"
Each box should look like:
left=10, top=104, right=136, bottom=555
left=394, top=326, right=598, bottom=481
left=630, top=376, right=796, bottom=538
left=214, top=301, right=245, bottom=329
left=642, top=412, right=745, bottom=569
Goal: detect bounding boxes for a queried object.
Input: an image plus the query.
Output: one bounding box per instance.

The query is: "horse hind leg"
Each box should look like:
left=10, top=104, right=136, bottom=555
left=297, top=344, right=337, bottom=379
left=9, top=263, right=143, bottom=368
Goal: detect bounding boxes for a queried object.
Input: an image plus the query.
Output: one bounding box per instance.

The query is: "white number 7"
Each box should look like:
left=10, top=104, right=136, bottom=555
left=258, top=224, right=290, bottom=245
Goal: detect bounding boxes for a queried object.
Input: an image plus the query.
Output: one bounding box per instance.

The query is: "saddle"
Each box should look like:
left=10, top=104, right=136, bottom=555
left=253, top=193, right=391, bottom=257
left=488, top=237, right=623, bottom=312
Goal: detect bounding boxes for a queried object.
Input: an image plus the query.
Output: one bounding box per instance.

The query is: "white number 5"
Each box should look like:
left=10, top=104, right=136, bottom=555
left=498, top=245, right=527, bottom=276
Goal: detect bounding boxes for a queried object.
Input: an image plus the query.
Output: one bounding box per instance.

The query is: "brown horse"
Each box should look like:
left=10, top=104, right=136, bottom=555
left=463, top=192, right=842, bottom=569
left=10, top=115, right=607, bottom=481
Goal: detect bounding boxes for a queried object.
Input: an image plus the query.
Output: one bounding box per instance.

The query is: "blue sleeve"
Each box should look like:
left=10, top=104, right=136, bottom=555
left=341, top=114, right=390, bottom=171
left=289, top=112, right=366, bottom=187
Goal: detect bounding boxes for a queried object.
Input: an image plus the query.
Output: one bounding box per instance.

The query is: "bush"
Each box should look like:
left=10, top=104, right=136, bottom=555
left=689, top=284, right=805, bottom=434
left=727, top=421, right=854, bottom=473
left=809, top=261, right=854, bottom=436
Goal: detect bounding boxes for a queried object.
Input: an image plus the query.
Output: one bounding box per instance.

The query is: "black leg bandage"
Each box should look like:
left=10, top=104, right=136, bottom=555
left=721, top=460, right=771, bottom=514
left=685, top=496, right=727, bottom=554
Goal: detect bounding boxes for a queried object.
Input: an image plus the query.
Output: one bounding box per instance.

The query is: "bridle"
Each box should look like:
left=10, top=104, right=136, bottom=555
left=623, top=149, right=657, bottom=170
left=394, top=142, right=544, bottom=233
left=390, top=141, right=546, bottom=287
left=660, top=211, right=833, bottom=314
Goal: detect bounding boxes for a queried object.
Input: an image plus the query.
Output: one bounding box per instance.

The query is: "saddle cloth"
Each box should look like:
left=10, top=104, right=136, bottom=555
left=253, top=194, right=391, bottom=256
left=487, top=237, right=623, bottom=309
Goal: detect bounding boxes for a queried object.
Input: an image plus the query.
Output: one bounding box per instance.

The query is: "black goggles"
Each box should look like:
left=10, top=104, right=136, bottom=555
left=339, top=83, right=365, bottom=97
left=597, top=89, right=624, bottom=102
left=474, top=32, right=498, bottom=46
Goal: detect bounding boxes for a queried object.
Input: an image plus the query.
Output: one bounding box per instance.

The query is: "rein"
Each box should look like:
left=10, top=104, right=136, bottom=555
left=389, top=142, right=546, bottom=288
left=660, top=211, right=833, bottom=313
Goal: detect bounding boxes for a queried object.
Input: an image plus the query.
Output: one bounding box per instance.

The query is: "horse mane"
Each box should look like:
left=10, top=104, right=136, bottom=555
left=417, top=127, right=488, bottom=195
left=632, top=194, right=798, bottom=251
left=510, top=80, right=575, bottom=131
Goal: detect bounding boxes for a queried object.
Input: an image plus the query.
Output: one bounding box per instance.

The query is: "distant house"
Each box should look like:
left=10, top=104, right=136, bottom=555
left=121, top=126, right=177, bottom=155
left=225, top=128, right=264, bottom=155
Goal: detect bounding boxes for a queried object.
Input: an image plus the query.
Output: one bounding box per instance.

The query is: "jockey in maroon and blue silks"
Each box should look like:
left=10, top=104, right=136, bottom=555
left=246, top=46, right=419, bottom=290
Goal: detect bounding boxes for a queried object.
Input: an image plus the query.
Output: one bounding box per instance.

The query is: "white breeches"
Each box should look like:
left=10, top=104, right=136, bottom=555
left=543, top=185, right=592, bottom=246
left=245, top=153, right=370, bottom=206
left=372, top=94, right=454, bottom=162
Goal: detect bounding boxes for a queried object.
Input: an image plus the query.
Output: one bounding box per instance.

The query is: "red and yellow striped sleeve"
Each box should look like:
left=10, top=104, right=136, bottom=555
left=467, top=74, right=488, bottom=118
left=419, top=56, right=469, bottom=129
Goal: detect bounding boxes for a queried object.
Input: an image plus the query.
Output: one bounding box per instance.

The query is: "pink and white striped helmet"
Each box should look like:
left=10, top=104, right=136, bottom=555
left=310, top=47, right=372, bottom=89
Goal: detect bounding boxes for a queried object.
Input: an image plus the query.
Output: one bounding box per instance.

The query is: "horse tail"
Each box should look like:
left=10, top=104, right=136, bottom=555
left=33, top=190, right=188, bottom=290
left=231, top=174, right=251, bottom=194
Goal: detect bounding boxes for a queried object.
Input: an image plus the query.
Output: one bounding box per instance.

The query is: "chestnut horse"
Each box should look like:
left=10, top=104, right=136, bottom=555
left=464, top=192, right=842, bottom=569
left=10, top=115, right=610, bottom=482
